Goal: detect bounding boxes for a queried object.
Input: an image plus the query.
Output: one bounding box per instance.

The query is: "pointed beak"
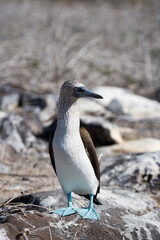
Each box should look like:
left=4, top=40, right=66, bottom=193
left=82, top=88, right=103, bottom=99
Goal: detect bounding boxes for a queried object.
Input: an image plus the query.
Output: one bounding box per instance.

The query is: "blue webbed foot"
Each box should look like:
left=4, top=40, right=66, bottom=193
left=49, top=192, right=78, bottom=216
left=50, top=206, right=77, bottom=216
left=78, top=194, right=100, bottom=220
left=78, top=207, right=100, bottom=220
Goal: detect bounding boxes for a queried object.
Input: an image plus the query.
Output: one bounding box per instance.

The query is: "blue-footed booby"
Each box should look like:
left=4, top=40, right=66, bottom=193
left=49, top=80, right=103, bottom=220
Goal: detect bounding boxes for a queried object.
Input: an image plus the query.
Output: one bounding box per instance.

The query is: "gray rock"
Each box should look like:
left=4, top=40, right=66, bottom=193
left=1, top=188, right=160, bottom=240
left=100, top=151, right=160, bottom=191
left=0, top=163, right=9, bottom=173
left=78, top=98, right=107, bottom=116
left=39, top=93, right=58, bottom=124
left=0, top=141, right=19, bottom=174
left=0, top=140, right=18, bottom=163
left=93, top=86, right=160, bottom=118
left=107, top=98, right=124, bottom=115
left=19, top=91, right=58, bottom=125
left=19, top=110, right=43, bottom=135
left=0, top=111, right=7, bottom=119
left=0, top=113, right=35, bottom=152
left=0, top=93, right=20, bottom=111
left=97, top=138, right=160, bottom=156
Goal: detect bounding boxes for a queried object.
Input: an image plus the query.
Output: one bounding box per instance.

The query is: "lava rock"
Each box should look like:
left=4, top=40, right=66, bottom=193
left=1, top=188, right=160, bottom=240
left=100, top=151, right=160, bottom=191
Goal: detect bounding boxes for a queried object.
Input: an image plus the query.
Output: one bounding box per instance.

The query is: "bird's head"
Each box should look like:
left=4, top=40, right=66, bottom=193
left=60, top=80, right=103, bottom=100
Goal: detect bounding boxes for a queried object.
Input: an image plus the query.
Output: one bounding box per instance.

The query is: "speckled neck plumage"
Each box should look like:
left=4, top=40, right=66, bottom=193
left=57, top=95, right=80, bottom=134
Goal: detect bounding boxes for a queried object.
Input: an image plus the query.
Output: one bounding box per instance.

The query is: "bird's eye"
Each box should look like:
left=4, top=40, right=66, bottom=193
left=74, top=87, right=79, bottom=92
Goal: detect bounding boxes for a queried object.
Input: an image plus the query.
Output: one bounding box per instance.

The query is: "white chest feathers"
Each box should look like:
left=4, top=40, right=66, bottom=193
left=53, top=129, right=98, bottom=195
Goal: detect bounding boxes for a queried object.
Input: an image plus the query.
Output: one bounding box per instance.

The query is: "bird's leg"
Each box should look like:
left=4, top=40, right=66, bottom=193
left=50, top=193, right=77, bottom=216
left=78, top=195, right=100, bottom=220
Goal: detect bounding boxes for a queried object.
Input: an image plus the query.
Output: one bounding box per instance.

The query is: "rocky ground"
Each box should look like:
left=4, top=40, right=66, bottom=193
left=0, top=0, right=160, bottom=239
left=1, top=84, right=160, bottom=240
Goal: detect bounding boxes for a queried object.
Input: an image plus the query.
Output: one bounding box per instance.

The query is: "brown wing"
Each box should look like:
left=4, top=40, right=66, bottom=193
left=80, top=127, right=100, bottom=194
left=48, top=120, right=57, bottom=175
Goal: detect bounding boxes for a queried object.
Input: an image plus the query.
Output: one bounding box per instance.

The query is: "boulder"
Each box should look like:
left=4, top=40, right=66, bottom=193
left=77, top=98, right=107, bottom=116
left=0, top=140, right=18, bottom=164
left=118, top=126, right=138, bottom=141
left=39, top=93, right=58, bottom=124
left=19, top=110, right=43, bottom=135
left=0, top=163, right=9, bottom=174
left=0, top=140, right=19, bottom=174
left=81, top=115, right=123, bottom=146
left=0, top=188, right=160, bottom=240
left=0, top=93, right=20, bottom=111
left=0, top=84, right=57, bottom=127
left=97, top=138, right=160, bottom=156
left=93, top=86, right=160, bottom=118
left=0, top=111, right=8, bottom=119
left=100, top=151, right=160, bottom=191
left=19, top=91, right=58, bottom=125
left=0, top=113, right=35, bottom=152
